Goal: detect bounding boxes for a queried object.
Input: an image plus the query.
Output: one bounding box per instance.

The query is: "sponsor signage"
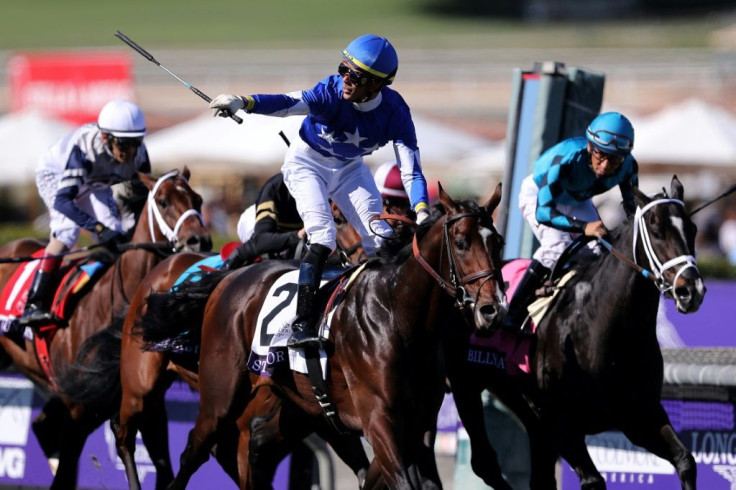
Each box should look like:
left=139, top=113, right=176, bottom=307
left=7, top=51, right=135, bottom=125
left=0, top=375, right=288, bottom=489
left=561, top=399, right=736, bottom=489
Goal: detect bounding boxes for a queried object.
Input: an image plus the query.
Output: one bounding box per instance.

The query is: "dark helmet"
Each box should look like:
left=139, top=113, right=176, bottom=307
left=586, top=112, right=634, bottom=157
left=342, top=34, right=398, bottom=84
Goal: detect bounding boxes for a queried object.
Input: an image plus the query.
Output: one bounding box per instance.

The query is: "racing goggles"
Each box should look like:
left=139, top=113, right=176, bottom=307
left=338, top=63, right=374, bottom=86
left=111, top=136, right=144, bottom=150
left=587, top=129, right=633, bottom=153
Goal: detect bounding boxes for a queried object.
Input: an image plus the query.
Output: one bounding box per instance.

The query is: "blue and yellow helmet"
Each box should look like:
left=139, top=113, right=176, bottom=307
left=342, top=34, right=398, bottom=84
left=586, top=112, right=634, bottom=157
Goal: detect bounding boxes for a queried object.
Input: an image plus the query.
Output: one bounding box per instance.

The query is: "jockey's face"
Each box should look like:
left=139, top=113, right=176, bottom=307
left=339, top=62, right=384, bottom=103
left=103, top=133, right=142, bottom=164
left=588, top=144, right=625, bottom=178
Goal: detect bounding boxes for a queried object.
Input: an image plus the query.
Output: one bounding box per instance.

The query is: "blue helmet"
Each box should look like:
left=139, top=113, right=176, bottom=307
left=342, top=34, right=398, bottom=84
left=586, top=112, right=634, bottom=156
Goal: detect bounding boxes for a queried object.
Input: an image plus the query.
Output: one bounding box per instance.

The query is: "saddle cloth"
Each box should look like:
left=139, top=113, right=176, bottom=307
left=0, top=253, right=106, bottom=340
left=247, top=263, right=366, bottom=380
left=466, top=260, right=576, bottom=376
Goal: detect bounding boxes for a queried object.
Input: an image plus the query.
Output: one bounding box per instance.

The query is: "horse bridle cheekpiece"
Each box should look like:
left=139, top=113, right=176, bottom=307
left=147, top=170, right=205, bottom=252
left=633, top=198, right=698, bottom=294
left=413, top=210, right=500, bottom=313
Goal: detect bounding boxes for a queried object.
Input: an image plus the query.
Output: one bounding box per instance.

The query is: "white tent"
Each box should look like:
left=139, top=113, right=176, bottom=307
left=0, top=110, right=76, bottom=185
left=632, top=99, right=736, bottom=168
left=145, top=111, right=503, bottom=179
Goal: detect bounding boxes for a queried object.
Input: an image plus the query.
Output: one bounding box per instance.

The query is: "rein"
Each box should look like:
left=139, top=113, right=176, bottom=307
left=147, top=170, right=205, bottom=251
left=598, top=198, right=698, bottom=294
left=412, top=211, right=498, bottom=307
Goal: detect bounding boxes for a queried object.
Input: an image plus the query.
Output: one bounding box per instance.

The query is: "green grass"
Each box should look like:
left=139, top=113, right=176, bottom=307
left=1, top=0, right=733, bottom=51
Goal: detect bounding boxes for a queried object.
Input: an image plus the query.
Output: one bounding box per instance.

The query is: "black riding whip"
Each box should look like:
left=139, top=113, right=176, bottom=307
left=114, top=30, right=243, bottom=124
left=690, top=183, right=736, bottom=217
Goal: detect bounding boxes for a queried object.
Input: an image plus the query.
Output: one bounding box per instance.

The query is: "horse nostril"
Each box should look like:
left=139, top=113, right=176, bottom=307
left=478, top=304, right=497, bottom=320
left=675, top=286, right=691, bottom=303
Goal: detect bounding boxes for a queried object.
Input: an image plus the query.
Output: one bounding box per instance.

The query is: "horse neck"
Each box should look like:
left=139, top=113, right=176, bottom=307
left=576, top=220, right=661, bottom=338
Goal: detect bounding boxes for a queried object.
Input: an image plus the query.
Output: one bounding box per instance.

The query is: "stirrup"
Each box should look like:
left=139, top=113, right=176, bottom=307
left=287, top=327, right=322, bottom=349
left=18, top=306, right=54, bottom=327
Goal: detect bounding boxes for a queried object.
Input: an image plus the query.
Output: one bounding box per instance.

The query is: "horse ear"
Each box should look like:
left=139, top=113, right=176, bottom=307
left=483, top=183, right=502, bottom=215
left=182, top=166, right=191, bottom=181
left=670, top=175, right=684, bottom=201
left=137, top=172, right=156, bottom=191
left=438, top=182, right=459, bottom=214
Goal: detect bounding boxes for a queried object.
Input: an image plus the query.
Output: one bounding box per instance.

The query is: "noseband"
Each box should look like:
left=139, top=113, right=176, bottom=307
left=633, top=198, right=698, bottom=295
left=412, top=211, right=500, bottom=312
left=147, top=170, right=205, bottom=252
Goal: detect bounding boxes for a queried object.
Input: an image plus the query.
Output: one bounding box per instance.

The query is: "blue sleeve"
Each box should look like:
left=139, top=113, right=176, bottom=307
left=534, top=155, right=586, bottom=233
left=136, top=146, right=152, bottom=174
left=53, top=146, right=98, bottom=231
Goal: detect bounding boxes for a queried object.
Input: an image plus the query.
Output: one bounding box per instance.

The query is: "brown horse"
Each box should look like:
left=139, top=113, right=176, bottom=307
left=141, top=183, right=506, bottom=489
left=114, top=201, right=368, bottom=489
left=0, top=168, right=211, bottom=490
left=446, top=176, right=706, bottom=489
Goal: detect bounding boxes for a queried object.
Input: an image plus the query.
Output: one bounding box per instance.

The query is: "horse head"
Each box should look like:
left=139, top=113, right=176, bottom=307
left=631, top=175, right=706, bottom=313
left=427, top=182, right=506, bottom=330
left=137, top=168, right=213, bottom=253
left=330, top=200, right=367, bottom=265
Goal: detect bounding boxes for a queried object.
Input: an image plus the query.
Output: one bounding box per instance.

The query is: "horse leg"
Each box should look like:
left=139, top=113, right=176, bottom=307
left=50, top=418, right=93, bottom=490
left=620, top=405, right=696, bottom=490
left=558, top=433, right=605, bottom=490
left=317, top=429, right=369, bottom=485
left=137, top=400, right=179, bottom=490
left=32, top=397, right=67, bottom=468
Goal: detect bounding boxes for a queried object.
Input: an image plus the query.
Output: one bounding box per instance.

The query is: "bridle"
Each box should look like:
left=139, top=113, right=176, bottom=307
left=632, top=198, right=698, bottom=295
left=146, top=170, right=205, bottom=252
left=412, top=210, right=501, bottom=314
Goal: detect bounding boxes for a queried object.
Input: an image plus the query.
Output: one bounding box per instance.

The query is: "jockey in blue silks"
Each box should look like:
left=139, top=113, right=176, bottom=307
left=209, top=34, right=430, bottom=349
left=502, top=112, right=639, bottom=334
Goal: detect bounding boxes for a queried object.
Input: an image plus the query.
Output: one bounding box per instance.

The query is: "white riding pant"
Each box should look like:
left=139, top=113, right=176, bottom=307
left=519, top=175, right=600, bottom=269
left=282, top=139, right=391, bottom=256
left=37, top=169, right=124, bottom=248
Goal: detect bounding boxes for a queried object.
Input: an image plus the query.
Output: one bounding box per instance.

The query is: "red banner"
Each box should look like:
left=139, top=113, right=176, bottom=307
left=8, top=51, right=134, bottom=125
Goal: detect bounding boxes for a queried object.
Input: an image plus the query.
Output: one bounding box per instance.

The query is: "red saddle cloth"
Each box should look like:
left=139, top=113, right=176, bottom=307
left=466, top=259, right=534, bottom=376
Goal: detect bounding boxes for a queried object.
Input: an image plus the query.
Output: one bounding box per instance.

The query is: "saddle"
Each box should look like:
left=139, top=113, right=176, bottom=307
left=0, top=252, right=111, bottom=385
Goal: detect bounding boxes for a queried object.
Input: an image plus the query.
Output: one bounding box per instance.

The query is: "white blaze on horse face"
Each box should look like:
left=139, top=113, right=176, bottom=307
left=669, top=216, right=688, bottom=250
left=479, top=226, right=493, bottom=255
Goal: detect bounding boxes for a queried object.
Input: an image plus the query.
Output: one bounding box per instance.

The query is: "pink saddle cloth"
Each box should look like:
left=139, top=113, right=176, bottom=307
left=466, top=259, right=533, bottom=376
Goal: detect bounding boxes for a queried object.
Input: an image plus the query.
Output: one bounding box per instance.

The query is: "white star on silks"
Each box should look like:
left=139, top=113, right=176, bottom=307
left=342, top=128, right=368, bottom=148
left=318, top=127, right=338, bottom=144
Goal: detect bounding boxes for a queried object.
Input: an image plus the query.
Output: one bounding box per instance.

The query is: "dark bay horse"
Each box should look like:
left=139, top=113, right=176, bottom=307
left=114, top=201, right=369, bottom=489
left=0, top=168, right=211, bottom=489
left=144, top=183, right=506, bottom=489
left=446, top=176, right=706, bottom=489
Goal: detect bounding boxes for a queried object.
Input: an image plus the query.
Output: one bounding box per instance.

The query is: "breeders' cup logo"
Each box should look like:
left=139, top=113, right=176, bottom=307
left=713, top=465, right=736, bottom=490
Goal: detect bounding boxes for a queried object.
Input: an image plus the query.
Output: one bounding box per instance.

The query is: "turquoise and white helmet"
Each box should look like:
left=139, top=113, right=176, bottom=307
left=97, top=99, right=147, bottom=137
left=586, top=112, right=634, bottom=157
left=342, top=34, right=398, bottom=84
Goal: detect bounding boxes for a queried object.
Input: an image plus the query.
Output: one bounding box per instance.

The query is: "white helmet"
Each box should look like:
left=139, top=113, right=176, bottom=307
left=97, top=99, right=147, bottom=137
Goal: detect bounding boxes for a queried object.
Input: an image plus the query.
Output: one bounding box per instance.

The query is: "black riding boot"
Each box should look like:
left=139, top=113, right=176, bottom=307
left=500, top=259, right=550, bottom=333
left=18, top=269, right=56, bottom=327
left=287, top=244, right=331, bottom=349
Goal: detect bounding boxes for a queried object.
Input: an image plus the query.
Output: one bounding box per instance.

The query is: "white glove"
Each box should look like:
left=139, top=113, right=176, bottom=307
left=416, top=209, right=430, bottom=225
left=209, top=94, right=244, bottom=118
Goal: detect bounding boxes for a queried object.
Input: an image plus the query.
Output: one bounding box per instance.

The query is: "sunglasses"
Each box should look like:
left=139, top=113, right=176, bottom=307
left=111, top=136, right=144, bottom=150
left=587, top=129, right=632, bottom=152
left=591, top=147, right=625, bottom=165
left=338, top=63, right=374, bottom=86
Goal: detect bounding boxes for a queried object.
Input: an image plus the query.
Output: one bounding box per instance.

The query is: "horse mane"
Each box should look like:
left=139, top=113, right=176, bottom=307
left=133, top=268, right=231, bottom=346
left=56, top=317, right=125, bottom=411
left=376, top=200, right=481, bottom=266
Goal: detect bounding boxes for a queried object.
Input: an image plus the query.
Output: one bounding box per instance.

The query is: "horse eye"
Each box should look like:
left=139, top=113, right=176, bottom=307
left=455, top=238, right=469, bottom=251
left=157, top=199, right=168, bottom=209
